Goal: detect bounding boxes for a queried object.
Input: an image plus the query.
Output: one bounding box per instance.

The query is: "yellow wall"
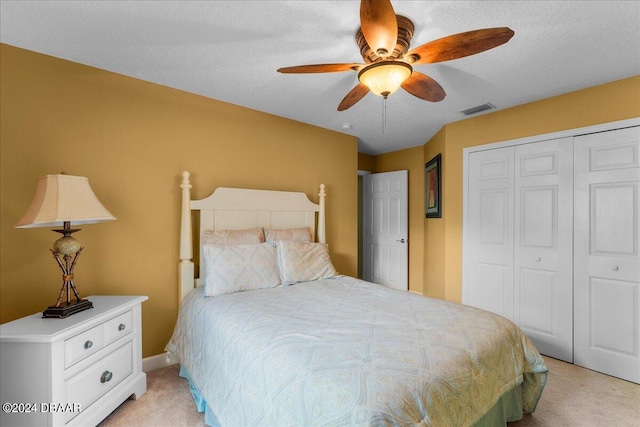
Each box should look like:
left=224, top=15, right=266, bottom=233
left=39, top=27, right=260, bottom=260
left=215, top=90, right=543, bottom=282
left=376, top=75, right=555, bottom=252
left=422, top=128, right=446, bottom=299
left=374, top=75, right=640, bottom=302
left=0, top=44, right=358, bottom=357
left=357, top=152, right=376, bottom=172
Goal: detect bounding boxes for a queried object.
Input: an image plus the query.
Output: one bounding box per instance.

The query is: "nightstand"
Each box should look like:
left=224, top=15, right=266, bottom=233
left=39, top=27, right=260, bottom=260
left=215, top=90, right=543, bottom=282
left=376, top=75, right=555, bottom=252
left=0, top=295, right=148, bottom=427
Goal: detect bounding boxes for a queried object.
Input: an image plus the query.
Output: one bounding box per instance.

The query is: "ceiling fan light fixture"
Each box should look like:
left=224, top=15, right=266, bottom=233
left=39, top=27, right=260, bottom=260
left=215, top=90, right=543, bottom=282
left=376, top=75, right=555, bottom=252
left=358, top=61, right=412, bottom=98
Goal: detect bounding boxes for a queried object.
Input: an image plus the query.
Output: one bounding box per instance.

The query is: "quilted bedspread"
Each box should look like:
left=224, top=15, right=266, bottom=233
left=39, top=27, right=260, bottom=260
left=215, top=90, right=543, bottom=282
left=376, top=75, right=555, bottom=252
left=166, top=276, right=547, bottom=426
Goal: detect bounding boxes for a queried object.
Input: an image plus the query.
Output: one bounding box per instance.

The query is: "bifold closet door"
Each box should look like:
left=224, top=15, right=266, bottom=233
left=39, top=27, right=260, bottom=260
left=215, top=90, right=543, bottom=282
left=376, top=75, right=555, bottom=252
left=466, top=140, right=574, bottom=362
left=574, top=126, right=640, bottom=384
left=465, top=147, right=515, bottom=321
left=514, top=138, right=573, bottom=362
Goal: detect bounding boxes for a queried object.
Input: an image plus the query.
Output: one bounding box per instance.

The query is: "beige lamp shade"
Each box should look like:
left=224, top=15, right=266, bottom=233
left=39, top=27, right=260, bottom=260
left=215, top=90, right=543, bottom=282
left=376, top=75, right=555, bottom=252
left=358, top=61, right=413, bottom=98
left=15, top=174, right=116, bottom=228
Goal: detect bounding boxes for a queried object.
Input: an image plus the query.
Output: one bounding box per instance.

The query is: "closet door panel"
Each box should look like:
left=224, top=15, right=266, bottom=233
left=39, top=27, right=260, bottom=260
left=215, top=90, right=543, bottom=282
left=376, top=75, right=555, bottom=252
left=574, top=126, right=640, bottom=384
left=589, top=277, right=636, bottom=355
left=466, top=147, right=515, bottom=321
left=591, top=183, right=636, bottom=255
left=514, top=138, right=574, bottom=362
left=519, top=268, right=555, bottom=333
left=520, top=186, right=556, bottom=248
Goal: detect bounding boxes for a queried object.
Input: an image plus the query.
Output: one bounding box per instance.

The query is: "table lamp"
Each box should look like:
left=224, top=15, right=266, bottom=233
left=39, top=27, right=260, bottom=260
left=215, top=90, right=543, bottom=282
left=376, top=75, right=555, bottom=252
left=15, top=174, right=116, bottom=318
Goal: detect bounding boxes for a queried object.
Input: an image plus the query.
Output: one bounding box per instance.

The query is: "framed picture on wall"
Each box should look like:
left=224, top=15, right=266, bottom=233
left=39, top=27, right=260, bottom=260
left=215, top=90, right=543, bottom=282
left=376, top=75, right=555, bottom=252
left=425, top=154, right=441, bottom=218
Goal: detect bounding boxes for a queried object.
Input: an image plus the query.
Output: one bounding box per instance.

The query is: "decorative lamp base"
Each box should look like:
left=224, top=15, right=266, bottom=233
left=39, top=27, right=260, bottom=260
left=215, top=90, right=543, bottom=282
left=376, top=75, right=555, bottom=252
left=42, top=299, right=93, bottom=319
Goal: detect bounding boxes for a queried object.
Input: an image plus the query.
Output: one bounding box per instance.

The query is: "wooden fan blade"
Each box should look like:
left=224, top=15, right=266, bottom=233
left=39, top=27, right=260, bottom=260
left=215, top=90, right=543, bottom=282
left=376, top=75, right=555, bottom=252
left=338, top=83, right=370, bottom=111
left=401, top=72, right=446, bottom=102
left=360, top=0, right=397, bottom=57
left=277, top=63, right=362, bottom=73
left=406, top=27, right=515, bottom=65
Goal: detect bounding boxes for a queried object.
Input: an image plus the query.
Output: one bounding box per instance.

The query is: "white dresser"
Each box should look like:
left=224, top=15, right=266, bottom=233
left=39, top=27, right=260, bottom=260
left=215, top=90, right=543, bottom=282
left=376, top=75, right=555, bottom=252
left=0, top=295, right=148, bottom=427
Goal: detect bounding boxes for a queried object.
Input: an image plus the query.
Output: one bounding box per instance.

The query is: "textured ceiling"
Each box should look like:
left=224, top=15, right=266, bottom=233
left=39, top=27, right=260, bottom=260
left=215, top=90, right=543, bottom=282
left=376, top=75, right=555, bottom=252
left=1, top=1, right=639, bottom=154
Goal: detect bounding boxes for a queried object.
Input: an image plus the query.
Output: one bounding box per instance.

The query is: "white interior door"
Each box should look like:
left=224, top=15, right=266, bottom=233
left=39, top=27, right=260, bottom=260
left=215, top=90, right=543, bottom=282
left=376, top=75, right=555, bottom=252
left=514, top=138, right=574, bottom=362
left=464, top=147, right=515, bottom=321
left=363, top=170, right=408, bottom=290
left=574, top=126, right=640, bottom=383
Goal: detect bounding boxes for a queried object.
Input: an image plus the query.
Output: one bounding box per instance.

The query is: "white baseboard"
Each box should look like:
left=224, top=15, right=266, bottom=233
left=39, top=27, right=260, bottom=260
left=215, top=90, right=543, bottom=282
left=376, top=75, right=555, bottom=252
left=143, top=352, right=179, bottom=372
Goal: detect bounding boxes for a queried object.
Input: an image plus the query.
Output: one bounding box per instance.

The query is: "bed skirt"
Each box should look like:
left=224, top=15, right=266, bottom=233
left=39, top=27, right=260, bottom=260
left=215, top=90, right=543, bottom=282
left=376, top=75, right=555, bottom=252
left=179, top=365, right=540, bottom=427
left=179, top=366, right=221, bottom=427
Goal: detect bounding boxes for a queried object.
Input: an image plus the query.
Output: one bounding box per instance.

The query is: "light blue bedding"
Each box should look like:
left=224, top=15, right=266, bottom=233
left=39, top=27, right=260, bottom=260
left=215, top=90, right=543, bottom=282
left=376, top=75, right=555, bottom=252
left=166, top=276, right=547, bottom=426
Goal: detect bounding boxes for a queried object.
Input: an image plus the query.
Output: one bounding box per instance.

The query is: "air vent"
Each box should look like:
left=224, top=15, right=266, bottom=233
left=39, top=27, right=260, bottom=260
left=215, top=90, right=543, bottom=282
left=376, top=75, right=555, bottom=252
left=461, top=102, right=495, bottom=116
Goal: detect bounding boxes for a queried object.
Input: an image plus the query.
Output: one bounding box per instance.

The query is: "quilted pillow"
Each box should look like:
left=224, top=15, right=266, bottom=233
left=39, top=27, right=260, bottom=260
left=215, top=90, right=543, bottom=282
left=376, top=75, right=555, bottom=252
left=276, top=240, right=337, bottom=284
left=203, top=242, right=280, bottom=297
left=265, top=227, right=312, bottom=243
left=202, top=227, right=264, bottom=246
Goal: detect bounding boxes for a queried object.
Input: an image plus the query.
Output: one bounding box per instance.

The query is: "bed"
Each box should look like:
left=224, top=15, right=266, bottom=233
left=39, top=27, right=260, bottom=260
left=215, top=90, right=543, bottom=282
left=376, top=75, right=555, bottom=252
left=166, top=171, right=547, bottom=426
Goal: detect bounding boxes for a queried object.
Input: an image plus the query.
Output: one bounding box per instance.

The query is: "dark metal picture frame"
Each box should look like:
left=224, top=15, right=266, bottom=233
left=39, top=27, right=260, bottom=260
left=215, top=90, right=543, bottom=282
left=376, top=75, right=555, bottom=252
left=425, top=153, right=441, bottom=218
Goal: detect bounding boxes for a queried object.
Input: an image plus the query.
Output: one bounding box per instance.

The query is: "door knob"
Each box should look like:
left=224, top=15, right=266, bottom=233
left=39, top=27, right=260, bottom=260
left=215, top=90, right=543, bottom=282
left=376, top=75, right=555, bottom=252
left=396, top=239, right=406, bottom=243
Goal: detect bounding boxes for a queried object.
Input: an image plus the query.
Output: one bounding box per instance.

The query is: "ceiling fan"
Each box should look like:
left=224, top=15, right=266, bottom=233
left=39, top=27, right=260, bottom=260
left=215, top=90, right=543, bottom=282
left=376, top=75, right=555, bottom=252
left=277, top=0, right=514, bottom=111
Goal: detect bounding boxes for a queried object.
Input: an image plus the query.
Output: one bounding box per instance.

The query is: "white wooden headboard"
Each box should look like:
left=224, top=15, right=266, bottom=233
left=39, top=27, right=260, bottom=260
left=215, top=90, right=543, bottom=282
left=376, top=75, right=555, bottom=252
left=179, top=171, right=326, bottom=301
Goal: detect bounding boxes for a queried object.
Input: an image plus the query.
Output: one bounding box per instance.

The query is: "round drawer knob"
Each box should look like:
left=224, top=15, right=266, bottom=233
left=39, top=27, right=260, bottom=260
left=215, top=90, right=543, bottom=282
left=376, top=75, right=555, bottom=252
left=535, top=257, right=542, bottom=262
left=84, top=340, right=93, bottom=350
left=611, top=265, right=619, bottom=271
left=100, top=370, right=113, bottom=383
left=118, top=323, right=126, bottom=332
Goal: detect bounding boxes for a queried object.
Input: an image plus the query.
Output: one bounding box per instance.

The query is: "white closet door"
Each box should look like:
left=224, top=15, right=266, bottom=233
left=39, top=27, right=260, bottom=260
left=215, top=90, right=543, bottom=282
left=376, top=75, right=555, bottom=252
left=465, top=147, right=515, bottom=321
left=514, top=138, right=574, bottom=362
left=574, top=126, right=640, bottom=383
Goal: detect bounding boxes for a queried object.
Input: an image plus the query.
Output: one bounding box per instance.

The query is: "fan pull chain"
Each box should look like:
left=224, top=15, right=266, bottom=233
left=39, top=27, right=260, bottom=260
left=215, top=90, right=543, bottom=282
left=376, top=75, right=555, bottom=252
left=382, top=96, right=387, bottom=134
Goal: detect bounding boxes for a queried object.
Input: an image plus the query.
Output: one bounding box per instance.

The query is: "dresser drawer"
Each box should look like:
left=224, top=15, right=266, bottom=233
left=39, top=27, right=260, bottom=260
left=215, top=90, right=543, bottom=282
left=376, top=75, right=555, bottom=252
left=65, top=340, right=133, bottom=423
left=65, top=324, right=104, bottom=368
left=64, top=310, right=133, bottom=369
left=104, top=310, right=133, bottom=346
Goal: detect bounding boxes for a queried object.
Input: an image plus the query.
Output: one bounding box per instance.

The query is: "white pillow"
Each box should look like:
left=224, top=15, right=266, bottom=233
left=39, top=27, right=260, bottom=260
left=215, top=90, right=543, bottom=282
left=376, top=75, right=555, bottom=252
left=203, top=242, right=280, bottom=297
left=264, top=227, right=312, bottom=243
left=276, top=240, right=337, bottom=284
left=202, top=227, right=264, bottom=246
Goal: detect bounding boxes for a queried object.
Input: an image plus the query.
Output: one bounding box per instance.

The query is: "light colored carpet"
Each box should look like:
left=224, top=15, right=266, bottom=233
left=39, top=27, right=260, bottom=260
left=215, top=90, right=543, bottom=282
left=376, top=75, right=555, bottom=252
left=100, top=356, right=640, bottom=426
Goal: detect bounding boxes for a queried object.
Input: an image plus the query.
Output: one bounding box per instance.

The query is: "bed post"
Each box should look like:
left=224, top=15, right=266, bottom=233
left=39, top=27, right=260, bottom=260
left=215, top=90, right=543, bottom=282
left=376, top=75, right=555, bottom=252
left=318, top=184, right=326, bottom=244
left=179, top=171, right=195, bottom=301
